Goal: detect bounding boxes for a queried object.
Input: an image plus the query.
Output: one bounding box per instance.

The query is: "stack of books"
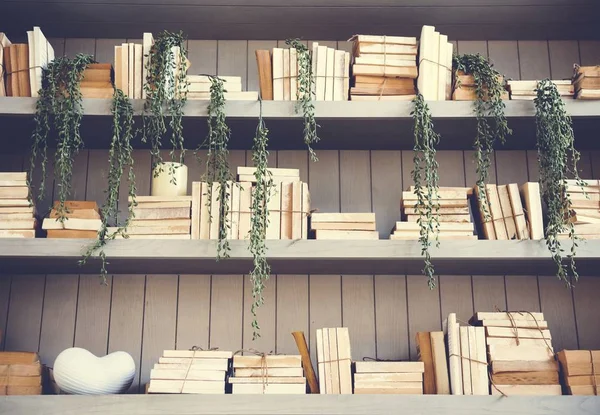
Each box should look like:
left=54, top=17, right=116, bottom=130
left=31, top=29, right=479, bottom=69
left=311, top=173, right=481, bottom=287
left=350, top=35, right=417, bottom=101
left=148, top=350, right=231, bottom=394
left=0, top=172, right=35, bottom=238
left=3, top=42, right=31, bottom=97
left=114, top=196, right=192, bottom=239
left=310, top=212, right=377, bottom=240
left=557, top=350, right=600, bottom=395
left=508, top=80, right=573, bottom=100
left=0, top=33, right=11, bottom=97
left=230, top=355, right=306, bottom=394
left=315, top=328, right=352, bottom=394
left=0, top=352, right=43, bottom=395
left=562, top=179, right=600, bottom=240
left=475, top=184, right=535, bottom=240
left=417, top=26, right=453, bottom=101
left=80, top=63, right=113, bottom=99
left=394, top=187, right=475, bottom=240
left=187, top=75, right=257, bottom=101
left=26, top=26, right=54, bottom=98
left=416, top=331, right=450, bottom=394
left=43, top=201, right=101, bottom=238
left=573, top=65, right=600, bottom=100
left=471, top=312, right=561, bottom=396
left=453, top=71, right=508, bottom=101
left=354, top=361, right=424, bottom=395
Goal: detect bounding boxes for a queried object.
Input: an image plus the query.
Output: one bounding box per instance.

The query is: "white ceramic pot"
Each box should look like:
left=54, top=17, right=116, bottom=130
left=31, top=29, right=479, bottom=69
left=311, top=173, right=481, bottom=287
left=151, top=162, right=188, bottom=197
left=53, top=347, right=135, bottom=395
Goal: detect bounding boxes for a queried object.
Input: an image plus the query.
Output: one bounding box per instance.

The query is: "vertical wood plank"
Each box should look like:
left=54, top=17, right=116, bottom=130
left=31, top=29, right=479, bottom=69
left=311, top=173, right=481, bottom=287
left=140, top=275, right=178, bottom=389
left=494, top=151, right=529, bottom=184
left=74, top=275, right=112, bottom=357
left=188, top=40, right=218, bottom=75
left=578, top=41, right=600, bottom=66
left=276, top=275, right=309, bottom=355
left=505, top=276, right=541, bottom=312
left=339, top=150, right=371, bottom=213
left=38, top=275, right=78, bottom=366
left=209, top=275, right=244, bottom=352
left=243, top=275, right=276, bottom=352
left=48, top=38, right=65, bottom=58
left=277, top=151, right=308, bottom=183
left=538, top=278, right=578, bottom=351
left=217, top=41, right=248, bottom=90
left=472, top=276, right=507, bottom=312
left=108, top=275, right=145, bottom=393
left=0, top=277, right=10, bottom=350
left=548, top=41, right=580, bottom=80
left=309, top=275, right=342, bottom=370
left=341, top=275, right=376, bottom=361
left=176, top=275, right=211, bottom=350
left=308, top=151, right=340, bottom=213
left=456, top=41, right=488, bottom=57
left=437, top=151, right=466, bottom=186
left=464, top=150, right=497, bottom=186
left=118, top=150, right=152, bottom=224
left=371, top=151, right=402, bottom=239
left=374, top=275, right=409, bottom=361
left=406, top=275, right=441, bottom=360
left=64, top=38, right=96, bottom=58
left=518, top=41, right=551, bottom=80
left=4, top=275, right=45, bottom=353
left=488, top=41, right=520, bottom=80
left=440, top=275, right=474, bottom=325
left=573, top=277, right=600, bottom=350
left=95, top=39, right=126, bottom=66
left=247, top=40, right=277, bottom=93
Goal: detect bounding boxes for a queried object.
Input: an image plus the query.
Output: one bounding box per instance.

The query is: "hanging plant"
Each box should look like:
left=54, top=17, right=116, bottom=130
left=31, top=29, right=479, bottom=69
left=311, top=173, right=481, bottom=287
left=29, top=53, right=95, bottom=219
left=142, top=30, right=189, bottom=181
left=80, top=89, right=136, bottom=283
left=534, top=79, right=584, bottom=285
left=248, top=99, right=274, bottom=340
left=286, top=39, right=320, bottom=161
left=411, top=94, right=441, bottom=289
left=453, top=54, right=512, bottom=217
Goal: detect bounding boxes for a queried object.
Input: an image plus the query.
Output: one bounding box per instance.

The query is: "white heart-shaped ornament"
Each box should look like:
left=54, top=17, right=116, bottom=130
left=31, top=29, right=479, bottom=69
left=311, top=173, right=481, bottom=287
left=53, top=347, right=135, bottom=395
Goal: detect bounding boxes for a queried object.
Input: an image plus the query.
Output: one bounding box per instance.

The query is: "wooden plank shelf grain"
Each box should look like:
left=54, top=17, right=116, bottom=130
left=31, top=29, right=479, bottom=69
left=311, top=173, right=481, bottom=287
left=1, top=239, right=600, bottom=276
left=1, top=395, right=599, bottom=415
left=1, top=98, right=600, bottom=151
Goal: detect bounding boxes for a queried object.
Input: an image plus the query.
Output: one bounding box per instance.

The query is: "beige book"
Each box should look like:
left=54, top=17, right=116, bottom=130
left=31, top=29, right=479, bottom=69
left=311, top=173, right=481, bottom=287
left=327, top=328, right=340, bottom=394
left=354, top=386, right=423, bottom=394
left=354, top=55, right=416, bottom=67
left=351, top=94, right=417, bottom=101
left=460, top=326, right=472, bottom=395
left=311, top=42, right=318, bottom=98
left=333, top=49, right=346, bottom=101
left=148, top=379, right=225, bottom=394
left=508, top=183, right=529, bottom=239
left=162, top=350, right=233, bottom=359
left=130, top=219, right=191, bottom=228
left=157, top=358, right=228, bottom=370
left=486, top=184, right=509, bottom=240
left=187, top=75, right=241, bottom=84
left=0, top=199, right=35, bottom=207
left=290, top=47, right=298, bottom=101
left=132, top=207, right=190, bottom=220
left=344, top=52, right=350, bottom=100
left=109, top=225, right=190, bottom=235
left=447, top=314, right=463, bottom=395
left=316, top=45, right=327, bottom=101
left=488, top=345, right=554, bottom=362
left=232, top=383, right=305, bottom=394
left=142, top=33, right=154, bottom=99
left=150, top=369, right=225, bottom=381
left=0, top=219, right=35, bottom=230
left=234, top=367, right=303, bottom=377
left=238, top=182, right=252, bottom=240
left=357, top=43, right=418, bottom=56
left=266, top=183, right=281, bottom=239
left=209, top=182, right=221, bottom=240
left=395, top=222, right=472, bottom=232
left=353, top=64, right=418, bottom=78
left=188, top=82, right=242, bottom=93
left=229, top=377, right=306, bottom=384
left=352, top=35, right=417, bottom=45
left=0, top=172, right=26, bottom=181
left=291, top=181, right=302, bottom=239
left=315, top=230, right=378, bottom=240
left=121, top=43, right=129, bottom=96
left=491, top=385, right=561, bottom=396
left=437, top=34, right=448, bottom=101
left=0, top=33, right=11, bottom=96
left=311, top=222, right=376, bottom=231
left=355, top=361, right=424, bottom=373
left=446, top=42, right=453, bottom=100
left=280, top=182, right=293, bottom=239
left=272, top=48, right=284, bottom=100
left=0, top=187, right=28, bottom=199
left=336, top=328, right=352, bottom=394
left=311, top=212, right=375, bottom=223
left=134, top=44, right=142, bottom=99
left=354, top=373, right=422, bottom=382
left=402, top=190, right=467, bottom=200
left=481, top=319, right=548, bottom=329
left=473, top=327, right=488, bottom=395
left=283, top=48, right=290, bottom=100
left=417, top=25, right=438, bottom=100
left=486, top=337, right=552, bottom=349
left=485, top=327, right=552, bottom=340
left=233, top=355, right=301, bottom=368
left=316, top=329, right=326, bottom=394
left=497, top=184, right=518, bottom=240
left=230, top=183, right=240, bottom=240
left=301, top=182, right=310, bottom=239
left=431, top=331, right=450, bottom=394
left=493, top=371, right=559, bottom=386
left=128, top=43, right=134, bottom=98
left=491, top=359, right=558, bottom=374
left=406, top=214, right=471, bottom=223
left=390, top=234, right=477, bottom=241
left=237, top=166, right=300, bottom=178
left=191, top=182, right=201, bottom=239
left=325, top=47, right=335, bottom=101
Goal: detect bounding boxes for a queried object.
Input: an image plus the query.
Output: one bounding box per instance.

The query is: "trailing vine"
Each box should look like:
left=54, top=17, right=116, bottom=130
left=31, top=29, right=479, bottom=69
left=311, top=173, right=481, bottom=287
left=534, top=79, right=584, bottom=285
left=29, top=53, right=95, bottom=219
left=411, top=94, right=441, bottom=289
left=142, top=30, right=189, bottom=181
left=201, top=76, right=235, bottom=260
left=286, top=39, right=319, bottom=161
left=79, top=89, right=136, bottom=283
left=453, top=54, right=511, bottom=217
left=248, top=99, right=273, bottom=340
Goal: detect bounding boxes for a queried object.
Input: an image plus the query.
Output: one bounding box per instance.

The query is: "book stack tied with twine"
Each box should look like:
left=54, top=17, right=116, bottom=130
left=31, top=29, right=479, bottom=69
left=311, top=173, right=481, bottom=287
left=0, top=172, right=35, bottom=238
left=230, top=354, right=306, bottom=394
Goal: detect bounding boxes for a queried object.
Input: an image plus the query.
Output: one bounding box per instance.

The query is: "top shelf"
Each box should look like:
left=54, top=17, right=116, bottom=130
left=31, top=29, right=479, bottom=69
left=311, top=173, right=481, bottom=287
left=2, top=97, right=600, bottom=151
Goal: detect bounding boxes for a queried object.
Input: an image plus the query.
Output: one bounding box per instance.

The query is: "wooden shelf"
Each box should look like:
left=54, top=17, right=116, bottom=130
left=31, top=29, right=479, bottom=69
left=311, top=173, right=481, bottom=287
left=1, top=238, right=600, bottom=276
left=1, top=394, right=599, bottom=415
left=2, top=97, right=600, bottom=151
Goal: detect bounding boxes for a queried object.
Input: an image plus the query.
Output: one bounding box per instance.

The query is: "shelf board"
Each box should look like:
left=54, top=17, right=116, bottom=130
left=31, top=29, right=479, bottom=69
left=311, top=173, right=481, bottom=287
left=2, top=98, right=600, bottom=151
left=1, top=394, right=599, bottom=415
left=1, top=239, right=599, bottom=276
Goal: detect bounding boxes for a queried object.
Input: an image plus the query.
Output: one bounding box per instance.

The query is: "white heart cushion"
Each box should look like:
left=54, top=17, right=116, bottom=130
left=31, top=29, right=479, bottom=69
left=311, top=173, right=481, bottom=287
left=53, top=347, right=136, bottom=395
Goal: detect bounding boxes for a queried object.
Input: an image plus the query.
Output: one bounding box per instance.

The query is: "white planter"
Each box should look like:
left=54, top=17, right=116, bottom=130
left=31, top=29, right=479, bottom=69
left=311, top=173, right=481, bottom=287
left=151, top=162, right=188, bottom=197
left=53, top=347, right=135, bottom=395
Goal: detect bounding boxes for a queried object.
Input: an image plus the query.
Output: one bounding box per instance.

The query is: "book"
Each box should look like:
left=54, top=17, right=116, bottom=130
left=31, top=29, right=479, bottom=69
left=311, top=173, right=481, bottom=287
left=142, top=33, right=154, bottom=99
left=255, top=50, right=273, bottom=100
left=0, top=33, right=11, bottom=96
left=352, top=64, right=418, bottom=79
left=290, top=48, right=298, bottom=101
left=316, top=45, right=327, bottom=101
left=283, top=48, right=290, bottom=100
left=325, top=47, right=335, bottom=101
left=272, top=48, right=284, bottom=100
left=417, top=26, right=438, bottom=100
left=128, top=43, right=134, bottom=98
left=134, top=44, right=143, bottom=99
left=9, top=45, right=19, bottom=96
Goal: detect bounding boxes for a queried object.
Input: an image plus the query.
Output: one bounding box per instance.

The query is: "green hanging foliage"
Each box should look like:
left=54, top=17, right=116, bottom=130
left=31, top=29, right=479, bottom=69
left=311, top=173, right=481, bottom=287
left=29, top=53, right=95, bottom=219
left=79, top=88, right=137, bottom=283
left=411, top=94, right=441, bottom=289
left=534, top=79, right=584, bottom=286
left=141, top=30, right=189, bottom=180
left=286, top=39, right=320, bottom=161
left=248, top=99, right=273, bottom=340
left=453, top=54, right=512, bottom=218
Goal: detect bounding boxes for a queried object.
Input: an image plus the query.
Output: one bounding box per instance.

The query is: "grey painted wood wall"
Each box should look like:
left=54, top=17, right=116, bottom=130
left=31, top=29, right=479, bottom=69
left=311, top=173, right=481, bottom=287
left=0, top=38, right=599, bottom=393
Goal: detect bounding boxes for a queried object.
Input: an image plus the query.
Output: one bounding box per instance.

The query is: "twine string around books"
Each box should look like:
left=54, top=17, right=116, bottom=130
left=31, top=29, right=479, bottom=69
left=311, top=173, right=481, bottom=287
left=234, top=348, right=279, bottom=392
left=494, top=307, right=554, bottom=354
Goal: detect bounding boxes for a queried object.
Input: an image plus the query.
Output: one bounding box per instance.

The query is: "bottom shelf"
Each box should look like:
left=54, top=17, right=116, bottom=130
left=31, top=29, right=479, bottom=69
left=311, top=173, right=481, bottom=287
left=1, top=394, right=598, bottom=415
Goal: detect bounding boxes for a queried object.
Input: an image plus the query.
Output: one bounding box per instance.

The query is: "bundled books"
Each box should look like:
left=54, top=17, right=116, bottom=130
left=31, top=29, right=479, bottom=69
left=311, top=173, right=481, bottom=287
left=115, top=42, right=143, bottom=98
left=394, top=187, right=475, bottom=240
left=350, top=35, right=417, bottom=101
left=453, top=71, right=508, bottom=101
left=416, top=331, right=450, bottom=394
left=80, top=63, right=113, bottom=99
left=475, top=184, right=534, bottom=240
left=310, top=212, right=377, bottom=240
left=316, top=328, right=352, bottom=394
left=27, top=27, right=54, bottom=98
left=508, top=80, right=573, bottom=100
left=471, top=312, right=561, bottom=396
left=561, top=179, right=600, bottom=240
left=148, top=350, right=232, bottom=394
left=417, top=26, right=453, bottom=101
left=43, top=201, right=101, bottom=238
left=557, top=350, right=600, bottom=395
left=573, top=65, right=600, bottom=100
left=0, top=33, right=11, bottom=97
left=231, top=355, right=306, bottom=394
left=0, top=352, right=43, bottom=395
left=3, top=43, right=31, bottom=97
left=187, top=75, right=258, bottom=101
left=114, top=196, right=192, bottom=239
left=0, top=172, right=35, bottom=238
left=354, top=361, right=424, bottom=395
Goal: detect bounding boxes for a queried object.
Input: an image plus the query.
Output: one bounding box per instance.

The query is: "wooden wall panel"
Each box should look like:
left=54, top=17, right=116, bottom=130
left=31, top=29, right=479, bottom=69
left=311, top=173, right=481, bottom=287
left=176, top=275, right=211, bottom=350
left=371, top=151, right=402, bottom=239
left=64, top=38, right=96, bottom=58
left=242, top=275, right=276, bottom=354
left=406, top=275, right=441, bottom=360
left=538, top=277, right=578, bottom=352
left=488, top=41, right=520, bottom=80
left=308, top=151, right=340, bottom=213
left=495, top=150, right=529, bottom=184
left=549, top=40, right=580, bottom=79
left=188, top=40, right=218, bottom=76
left=573, top=277, right=600, bottom=350
left=374, top=275, right=409, bottom=361
left=472, top=276, right=507, bottom=312
left=579, top=41, right=600, bottom=66
left=217, top=41, right=248, bottom=90
left=505, top=276, right=541, bottom=312
left=340, top=150, right=371, bottom=213
left=95, top=38, right=124, bottom=65
left=456, top=41, right=488, bottom=57
left=48, top=38, right=65, bottom=57
left=74, top=275, right=112, bottom=356
left=518, top=41, right=551, bottom=80
left=309, top=275, right=342, bottom=371
left=464, top=150, right=497, bottom=186
left=4, top=275, right=45, bottom=353
left=440, top=275, right=474, bottom=325
left=0, top=277, right=10, bottom=350
left=342, top=275, right=376, bottom=361
left=209, top=275, right=244, bottom=352
left=247, top=40, right=277, bottom=93
left=276, top=275, right=309, bottom=355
